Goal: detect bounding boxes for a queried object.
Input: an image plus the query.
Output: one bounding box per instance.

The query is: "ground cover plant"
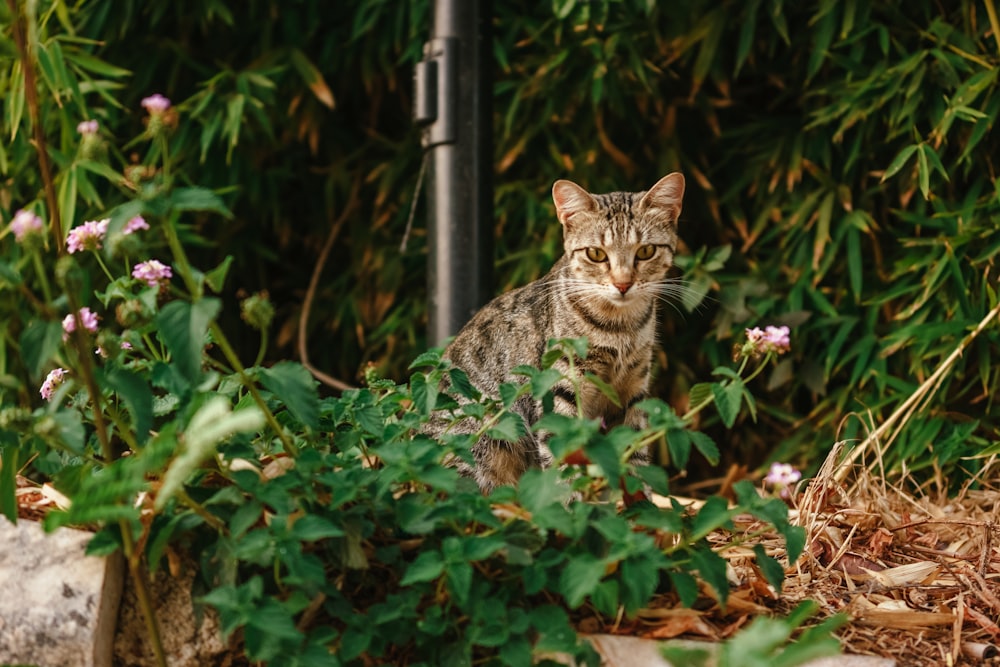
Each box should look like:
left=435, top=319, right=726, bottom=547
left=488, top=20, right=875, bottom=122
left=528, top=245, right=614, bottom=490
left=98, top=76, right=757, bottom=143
left=2, top=1, right=1000, bottom=666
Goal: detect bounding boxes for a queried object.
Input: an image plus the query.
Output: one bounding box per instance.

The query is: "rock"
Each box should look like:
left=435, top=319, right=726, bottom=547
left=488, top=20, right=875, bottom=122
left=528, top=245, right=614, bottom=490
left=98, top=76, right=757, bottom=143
left=0, top=516, right=123, bottom=667
left=113, top=559, right=230, bottom=667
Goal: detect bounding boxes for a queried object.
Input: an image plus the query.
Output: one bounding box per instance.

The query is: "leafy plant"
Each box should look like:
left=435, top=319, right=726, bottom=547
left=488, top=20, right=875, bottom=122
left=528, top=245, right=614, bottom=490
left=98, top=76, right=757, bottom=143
left=661, top=601, right=847, bottom=667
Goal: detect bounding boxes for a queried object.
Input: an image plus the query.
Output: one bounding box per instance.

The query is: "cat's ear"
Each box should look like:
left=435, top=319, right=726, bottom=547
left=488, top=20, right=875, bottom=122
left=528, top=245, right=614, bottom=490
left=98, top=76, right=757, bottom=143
left=552, top=180, right=597, bottom=228
left=639, top=172, right=685, bottom=222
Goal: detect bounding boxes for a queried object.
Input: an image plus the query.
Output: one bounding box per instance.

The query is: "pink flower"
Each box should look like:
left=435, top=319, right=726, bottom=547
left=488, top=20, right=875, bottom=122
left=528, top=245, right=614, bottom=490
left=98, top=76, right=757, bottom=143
left=40, top=368, right=68, bottom=401
left=77, top=120, right=99, bottom=135
left=132, top=259, right=172, bottom=288
left=764, top=462, right=802, bottom=499
left=123, top=216, right=149, bottom=235
left=744, top=325, right=791, bottom=356
left=9, top=209, right=44, bottom=242
left=66, top=218, right=109, bottom=253
left=62, top=307, right=100, bottom=340
left=141, top=94, right=171, bottom=114
left=96, top=340, right=133, bottom=358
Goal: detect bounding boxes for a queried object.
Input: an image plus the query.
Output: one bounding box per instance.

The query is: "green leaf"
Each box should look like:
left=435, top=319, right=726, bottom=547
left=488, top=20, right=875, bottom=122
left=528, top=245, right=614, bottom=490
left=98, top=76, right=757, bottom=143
left=446, top=560, right=473, bottom=605
left=518, top=468, right=569, bottom=514
left=530, top=605, right=577, bottom=653
left=290, top=514, right=345, bottom=541
left=635, top=464, right=670, bottom=496
left=917, top=142, right=930, bottom=199
left=668, top=570, right=699, bottom=608
left=846, top=225, right=862, bottom=300
left=636, top=398, right=685, bottom=431
left=529, top=367, right=564, bottom=399
left=487, top=412, right=524, bottom=443
left=103, top=367, right=154, bottom=445
left=753, top=544, right=786, bottom=594
left=666, top=428, right=692, bottom=470
left=156, top=299, right=221, bottom=383
left=409, top=349, right=443, bottom=370
left=260, top=361, right=320, bottom=430
left=735, top=0, right=761, bottom=76
left=401, top=550, right=444, bottom=585
left=204, top=256, right=234, bottom=293
left=52, top=410, right=86, bottom=453
left=690, top=546, right=729, bottom=602
left=553, top=0, right=576, bottom=19
left=20, top=319, right=63, bottom=379
left=0, top=441, right=18, bottom=523
left=620, top=556, right=660, bottom=613
left=559, top=554, right=605, bottom=608
left=881, top=144, right=918, bottom=182
left=689, top=431, right=720, bottom=465
left=410, top=372, right=438, bottom=415
left=167, top=187, right=233, bottom=217
left=584, top=372, right=621, bottom=407
left=711, top=380, right=743, bottom=428
left=66, top=51, right=132, bottom=78
left=688, top=382, right=713, bottom=411
left=448, top=367, right=480, bottom=400
left=156, top=397, right=265, bottom=510
left=783, top=525, right=807, bottom=564
left=691, top=496, right=733, bottom=540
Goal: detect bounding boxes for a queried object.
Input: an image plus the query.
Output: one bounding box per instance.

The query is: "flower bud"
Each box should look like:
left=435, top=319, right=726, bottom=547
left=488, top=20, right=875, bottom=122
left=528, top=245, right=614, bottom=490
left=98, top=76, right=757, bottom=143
left=116, top=298, right=154, bottom=328
left=240, top=291, right=274, bottom=331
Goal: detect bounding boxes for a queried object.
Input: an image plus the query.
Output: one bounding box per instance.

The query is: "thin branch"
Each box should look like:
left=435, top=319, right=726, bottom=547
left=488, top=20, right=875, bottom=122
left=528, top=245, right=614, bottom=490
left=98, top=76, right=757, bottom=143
left=298, top=177, right=362, bottom=392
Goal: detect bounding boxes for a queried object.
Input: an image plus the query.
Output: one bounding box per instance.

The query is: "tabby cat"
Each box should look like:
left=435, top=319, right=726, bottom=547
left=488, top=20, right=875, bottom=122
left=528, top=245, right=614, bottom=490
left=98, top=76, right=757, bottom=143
left=443, top=172, right=685, bottom=492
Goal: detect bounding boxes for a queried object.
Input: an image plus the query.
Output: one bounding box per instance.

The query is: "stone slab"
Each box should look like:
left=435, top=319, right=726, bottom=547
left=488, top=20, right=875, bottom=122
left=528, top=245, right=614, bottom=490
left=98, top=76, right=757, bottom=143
left=0, top=516, right=123, bottom=667
left=587, top=635, right=896, bottom=667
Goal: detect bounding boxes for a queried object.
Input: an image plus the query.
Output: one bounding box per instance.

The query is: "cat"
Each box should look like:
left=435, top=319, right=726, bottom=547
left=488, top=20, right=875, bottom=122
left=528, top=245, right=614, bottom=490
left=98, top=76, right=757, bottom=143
left=441, top=172, right=685, bottom=492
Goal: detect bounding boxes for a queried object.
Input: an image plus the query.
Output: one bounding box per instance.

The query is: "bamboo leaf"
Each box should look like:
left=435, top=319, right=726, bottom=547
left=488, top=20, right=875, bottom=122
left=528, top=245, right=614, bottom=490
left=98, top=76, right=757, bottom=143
left=288, top=48, right=335, bottom=109
left=881, top=144, right=918, bottom=181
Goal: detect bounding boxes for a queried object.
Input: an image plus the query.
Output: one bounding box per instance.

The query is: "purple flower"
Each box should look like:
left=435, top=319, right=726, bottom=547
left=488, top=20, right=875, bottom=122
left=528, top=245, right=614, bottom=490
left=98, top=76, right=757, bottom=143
left=141, top=93, right=171, bottom=114
left=9, top=209, right=44, bottom=242
left=66, top=218, right=109, bottom=253
left=132, top=259, right=172, bottom=288
left=123, top=216, right=149, bottom=235
left=40, top=368, right=68, bottom=401
left=77, top=120, right=99, bottom=135
left=63, top=307, right=100, bottom=340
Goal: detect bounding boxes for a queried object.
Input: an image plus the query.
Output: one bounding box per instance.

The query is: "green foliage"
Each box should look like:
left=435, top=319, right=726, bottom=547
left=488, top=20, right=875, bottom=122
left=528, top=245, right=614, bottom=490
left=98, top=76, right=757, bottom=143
left=661, top=601, right=848, bottom=667
left=2, top=0, right=998, bottom=483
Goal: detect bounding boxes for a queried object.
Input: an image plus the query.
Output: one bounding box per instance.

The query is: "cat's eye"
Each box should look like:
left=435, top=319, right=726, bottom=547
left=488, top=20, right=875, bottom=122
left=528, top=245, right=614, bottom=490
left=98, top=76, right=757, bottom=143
left=636, top=244, right=656, bottom=260
left=585, top=247, right=608, bottom=262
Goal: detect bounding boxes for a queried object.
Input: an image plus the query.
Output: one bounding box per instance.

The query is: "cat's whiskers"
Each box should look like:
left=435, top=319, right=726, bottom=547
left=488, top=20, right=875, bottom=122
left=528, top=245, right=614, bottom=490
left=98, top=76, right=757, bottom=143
left=647, top=278, right=713, bottom=315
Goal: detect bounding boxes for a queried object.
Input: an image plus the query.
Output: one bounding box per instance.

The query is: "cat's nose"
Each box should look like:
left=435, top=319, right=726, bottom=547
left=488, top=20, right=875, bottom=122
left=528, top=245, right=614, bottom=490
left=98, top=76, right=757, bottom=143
left=614, top=282, right=633, bottom=294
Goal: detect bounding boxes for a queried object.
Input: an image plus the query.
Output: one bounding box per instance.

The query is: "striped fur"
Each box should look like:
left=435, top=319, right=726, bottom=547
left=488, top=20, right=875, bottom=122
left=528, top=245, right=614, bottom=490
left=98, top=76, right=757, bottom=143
left=443, top=173, right=685, bottom=492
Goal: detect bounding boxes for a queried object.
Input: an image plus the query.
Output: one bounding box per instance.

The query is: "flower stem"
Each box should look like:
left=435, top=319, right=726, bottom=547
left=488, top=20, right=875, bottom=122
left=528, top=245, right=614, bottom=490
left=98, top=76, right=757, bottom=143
left=94, top=251, right=116, bottom=283
left=254, top=326, right=268, bottom=368
left=6, top=0, right=63, bottom=252
left=31, top=251, right=53, bottom=303
left=209, top=321, right=298, bottom=456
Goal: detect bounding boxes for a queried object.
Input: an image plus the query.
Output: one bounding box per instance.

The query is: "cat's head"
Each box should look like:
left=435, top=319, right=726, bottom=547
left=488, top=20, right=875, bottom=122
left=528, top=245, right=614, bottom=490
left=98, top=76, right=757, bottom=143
left=551, top=172, right=685, bottom=315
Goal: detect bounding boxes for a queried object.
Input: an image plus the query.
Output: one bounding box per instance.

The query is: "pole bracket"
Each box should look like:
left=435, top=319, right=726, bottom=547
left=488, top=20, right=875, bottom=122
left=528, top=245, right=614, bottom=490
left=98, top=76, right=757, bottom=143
left=415, top=37, right=457, bottom=148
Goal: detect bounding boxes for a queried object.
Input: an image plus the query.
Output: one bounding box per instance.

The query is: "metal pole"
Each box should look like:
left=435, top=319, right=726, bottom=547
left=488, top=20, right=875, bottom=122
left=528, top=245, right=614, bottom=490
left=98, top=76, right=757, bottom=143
left=415, top=0, right=493, bottom=346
